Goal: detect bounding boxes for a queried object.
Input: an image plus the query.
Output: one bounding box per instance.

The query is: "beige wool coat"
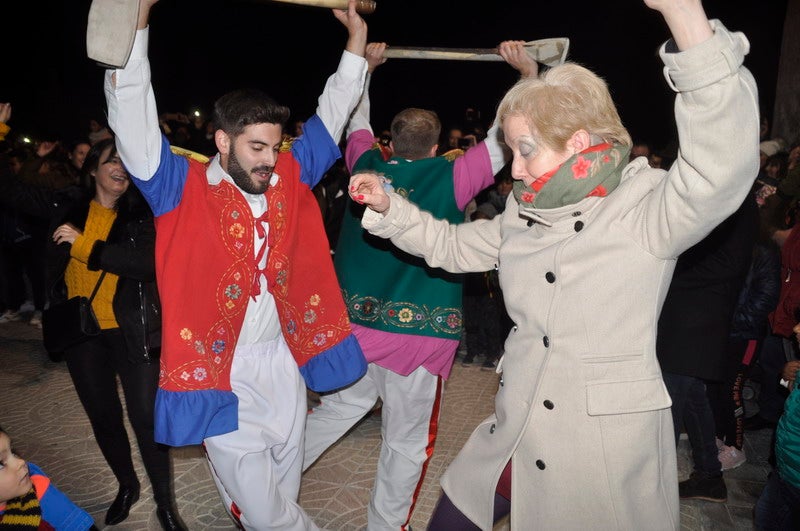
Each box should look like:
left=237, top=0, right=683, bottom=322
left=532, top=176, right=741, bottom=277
left=362, top=21, right=759, bottom=531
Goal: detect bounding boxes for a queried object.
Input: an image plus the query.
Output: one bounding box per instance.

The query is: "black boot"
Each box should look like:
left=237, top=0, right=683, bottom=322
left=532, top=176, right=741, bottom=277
left=156, top=503, right=188, bottom=531
left=105, top=481, right=140, bottom=525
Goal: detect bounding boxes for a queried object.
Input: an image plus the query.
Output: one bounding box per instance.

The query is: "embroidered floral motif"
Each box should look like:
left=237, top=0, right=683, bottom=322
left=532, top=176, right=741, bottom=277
left=231, top=211, right=240, bottom=219
left=193, top=367, right=207, bottom=381
left=181, top=371, right=190, bottom=381
left=304, top=309, right=318, bottom=324
left=446, top=313, right=461, bottom=329
left=312, top=333, right=327, bottom=347
left=398, top=308, right=414, bottom=323
left=213, top=356, right=222, bottom=365
left=309, top=294, right=321, bottom=306
left=225, top=284, right=242, bottom=300
left=344, top=292, right=462, bottom=335
left=286, top=319, right=297, bottom=335
left=234, top=241, right=244, bottom=251
left=180, top=328, right=193, bottom=340
left=521, top=191, right=536, bottom=204
left=571, top=156, right=592, bottom=179
left=194, top=340, right=206, bottom=354
left=276, top=270, right=288, bottom=286
left=212, top=340, right=226, bottom=354
left=225, top=300, right=235, bottom=310
left=229, top=223, right=245, bottom=238
left=233, top=272, right=242, bottom=281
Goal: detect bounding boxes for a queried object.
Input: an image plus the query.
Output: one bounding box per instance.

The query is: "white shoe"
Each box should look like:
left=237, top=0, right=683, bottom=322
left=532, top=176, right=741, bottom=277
left=0, top=310, right=21, bottom=323
left=29, top=310, right=42, bottom=329
left=718, top=444, right=746, bottom=471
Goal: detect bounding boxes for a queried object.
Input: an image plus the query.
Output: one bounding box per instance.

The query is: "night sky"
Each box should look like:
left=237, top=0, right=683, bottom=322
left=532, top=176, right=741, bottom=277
left=6, top=0, right=788, bottom=153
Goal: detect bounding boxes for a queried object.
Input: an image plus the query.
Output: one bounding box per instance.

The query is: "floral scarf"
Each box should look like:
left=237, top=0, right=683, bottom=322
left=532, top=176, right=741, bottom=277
left=513, top=143, right=631, bottom=210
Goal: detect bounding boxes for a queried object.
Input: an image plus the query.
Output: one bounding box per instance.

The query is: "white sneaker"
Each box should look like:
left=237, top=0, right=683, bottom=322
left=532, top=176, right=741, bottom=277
left=29, top=310, right=42, bottom=329
left=0, top=310, right=21, bottom=323
left=718, top=444, right=746, bottom=471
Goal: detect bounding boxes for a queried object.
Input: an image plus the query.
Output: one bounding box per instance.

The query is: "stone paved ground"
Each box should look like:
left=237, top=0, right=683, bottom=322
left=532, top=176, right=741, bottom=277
left=0, top=319, right=771, bottom=529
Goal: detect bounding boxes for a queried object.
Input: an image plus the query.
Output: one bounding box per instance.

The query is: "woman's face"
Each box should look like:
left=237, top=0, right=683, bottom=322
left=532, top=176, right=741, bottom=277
left=92, top=146, right=130, bottom=199
left=70, top=143, right=91, bottom=170
left=503, top=115, right=572, bottom=187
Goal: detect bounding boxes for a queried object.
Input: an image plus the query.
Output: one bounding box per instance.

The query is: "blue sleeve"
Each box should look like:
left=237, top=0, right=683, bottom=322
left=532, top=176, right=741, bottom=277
left=27, top=463, right=95, bottom=530
left=291, top=114, right=342, bottom=189
left=131, top=135, right=190, bottom=217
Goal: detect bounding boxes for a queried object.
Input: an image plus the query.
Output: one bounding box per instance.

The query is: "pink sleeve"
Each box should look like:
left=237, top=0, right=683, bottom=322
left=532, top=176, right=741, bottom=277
left=453, top=142, right=495, bottom=210
left=345, top=129, right=377, bottom=173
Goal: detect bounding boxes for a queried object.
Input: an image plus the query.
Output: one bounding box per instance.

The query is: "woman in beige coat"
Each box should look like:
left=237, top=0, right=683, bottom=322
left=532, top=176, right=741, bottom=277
left=348, top=1, right=759, bottom=529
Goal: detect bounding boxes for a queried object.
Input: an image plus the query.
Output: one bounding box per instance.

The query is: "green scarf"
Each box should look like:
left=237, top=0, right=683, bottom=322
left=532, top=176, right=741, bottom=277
left=513, top=143, right=631, bottom=210
left=0, top=488, right=43, bottom=530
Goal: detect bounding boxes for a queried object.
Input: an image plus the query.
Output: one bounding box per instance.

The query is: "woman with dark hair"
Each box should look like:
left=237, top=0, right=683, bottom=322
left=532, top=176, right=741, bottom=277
left=46, top=138, right=185, bottom=530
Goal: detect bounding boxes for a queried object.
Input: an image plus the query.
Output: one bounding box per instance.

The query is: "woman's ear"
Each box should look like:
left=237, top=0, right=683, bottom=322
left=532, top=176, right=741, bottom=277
left=568, top=129, right=592, bottom=154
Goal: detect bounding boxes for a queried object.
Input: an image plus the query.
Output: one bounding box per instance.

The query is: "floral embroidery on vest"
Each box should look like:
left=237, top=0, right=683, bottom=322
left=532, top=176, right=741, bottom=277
left=344, top=290, right=462, bottom=336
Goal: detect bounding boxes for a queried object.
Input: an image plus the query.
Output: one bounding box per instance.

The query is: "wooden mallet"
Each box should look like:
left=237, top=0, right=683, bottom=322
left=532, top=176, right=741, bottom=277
left=381, top=38, right=570, bottom=68
left=87, top=0, right=377, bottom=69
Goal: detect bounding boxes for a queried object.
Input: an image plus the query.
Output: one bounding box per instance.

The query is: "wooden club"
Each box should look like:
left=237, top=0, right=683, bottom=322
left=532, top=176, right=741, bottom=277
left=381, top=38, right=571, bottom=68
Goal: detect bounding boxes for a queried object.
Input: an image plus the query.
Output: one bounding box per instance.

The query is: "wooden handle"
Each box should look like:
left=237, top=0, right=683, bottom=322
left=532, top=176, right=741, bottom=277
left=268, top=0, right=376, bottom=14
left=382, top=38, right=570, bottom=67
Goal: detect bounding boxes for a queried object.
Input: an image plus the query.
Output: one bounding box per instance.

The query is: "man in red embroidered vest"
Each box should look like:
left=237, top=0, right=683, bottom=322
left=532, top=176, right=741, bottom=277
left=103, top=0, right=368, bottom=529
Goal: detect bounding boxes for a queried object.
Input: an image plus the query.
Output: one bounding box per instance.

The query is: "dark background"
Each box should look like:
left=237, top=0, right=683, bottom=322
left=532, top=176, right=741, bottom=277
left=5, top=0, right=788, bottom=152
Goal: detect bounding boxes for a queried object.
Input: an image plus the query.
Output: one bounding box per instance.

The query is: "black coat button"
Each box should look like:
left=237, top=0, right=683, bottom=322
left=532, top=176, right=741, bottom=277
left=545, top=272, right=556, bottom=283
left=536, top=460, right=546, bottom=470
left=574, top=220, right=584, bottom=232
left=543, top=336, right=549, bottom=348
left=489, top=423, right=496, bottom=434
left=527, top=219, right=534, bottom=227
left=543, top=400, right=554, bottom=410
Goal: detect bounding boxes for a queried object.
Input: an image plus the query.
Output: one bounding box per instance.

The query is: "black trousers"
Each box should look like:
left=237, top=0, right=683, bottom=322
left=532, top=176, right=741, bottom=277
left=65, top=328, right=172, bottom=505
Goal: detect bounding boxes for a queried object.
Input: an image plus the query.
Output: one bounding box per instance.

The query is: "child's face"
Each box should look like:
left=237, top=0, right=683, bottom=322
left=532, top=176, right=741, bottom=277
left=0, top=432, right=32, bottom=504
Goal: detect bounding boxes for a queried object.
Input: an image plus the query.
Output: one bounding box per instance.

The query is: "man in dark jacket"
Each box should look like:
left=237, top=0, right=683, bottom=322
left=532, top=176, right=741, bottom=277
left=657, top=194, right=759, bottom=502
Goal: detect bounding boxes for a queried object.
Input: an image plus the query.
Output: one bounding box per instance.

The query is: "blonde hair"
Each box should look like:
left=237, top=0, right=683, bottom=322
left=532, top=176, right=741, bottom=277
left=497, top=63, right=631, bottom=151
left=390, top=108, right=441, bottom=160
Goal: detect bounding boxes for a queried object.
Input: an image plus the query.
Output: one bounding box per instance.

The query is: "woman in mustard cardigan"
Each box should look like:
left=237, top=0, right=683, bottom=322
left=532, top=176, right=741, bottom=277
left=46, top=138, right=184, bottom=530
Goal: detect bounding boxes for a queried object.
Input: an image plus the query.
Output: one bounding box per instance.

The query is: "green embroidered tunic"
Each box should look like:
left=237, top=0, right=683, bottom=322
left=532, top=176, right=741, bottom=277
left=335, top=149, right=465, bottom=339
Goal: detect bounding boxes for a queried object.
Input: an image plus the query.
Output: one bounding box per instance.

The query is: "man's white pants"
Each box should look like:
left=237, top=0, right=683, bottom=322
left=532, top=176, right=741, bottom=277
left=204, top=338, right=320, bottom=531
left=304, top=363, right=442, bottom=531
